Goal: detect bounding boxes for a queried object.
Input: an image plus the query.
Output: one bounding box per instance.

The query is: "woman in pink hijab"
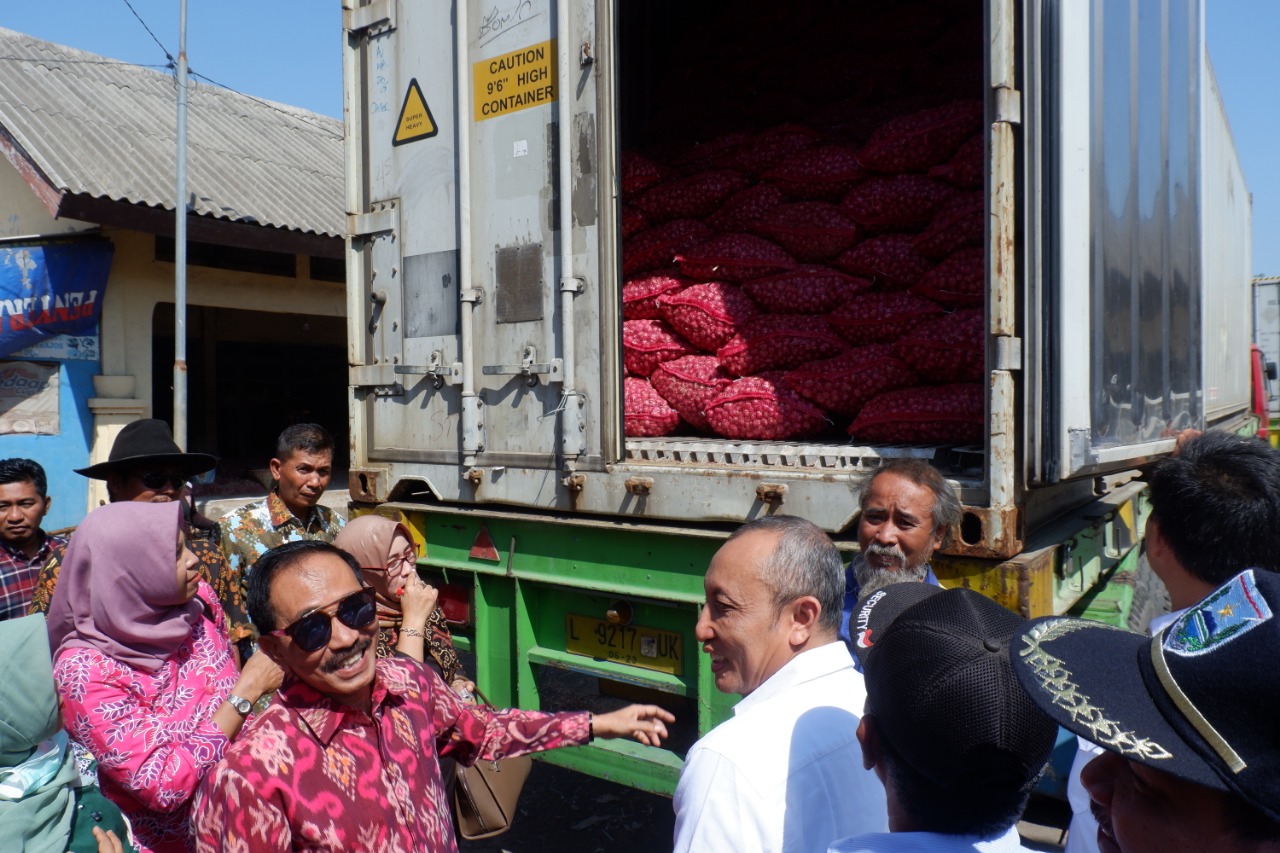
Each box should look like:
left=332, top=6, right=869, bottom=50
left=48, top=502, right=281, bottom=853
left=333, top=514, right=473, bottom=693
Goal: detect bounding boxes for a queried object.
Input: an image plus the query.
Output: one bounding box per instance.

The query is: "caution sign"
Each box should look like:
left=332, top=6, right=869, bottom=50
left=473, top=39, right=557, bottom=122
left=393, top=78, right=438, bottom=146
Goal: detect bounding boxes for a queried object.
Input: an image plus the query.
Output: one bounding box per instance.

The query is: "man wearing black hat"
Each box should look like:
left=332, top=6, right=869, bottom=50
left=1014, top=569, right=1280, bottom=853
left=829, top=584, right=1059, bottom=853
left=25, top=420, right=251, bottom=647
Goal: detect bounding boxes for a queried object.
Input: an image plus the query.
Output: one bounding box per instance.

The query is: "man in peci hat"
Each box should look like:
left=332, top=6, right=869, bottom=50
left=1013, top=569, right=1280, bottom=853
left=829, top=583, right=1059, bottom=853
left=26, top=419, right=252, bottom=650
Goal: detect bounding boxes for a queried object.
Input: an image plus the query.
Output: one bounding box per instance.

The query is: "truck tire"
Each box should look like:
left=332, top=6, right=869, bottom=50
left=1126, top=551, right=1171, bottom=634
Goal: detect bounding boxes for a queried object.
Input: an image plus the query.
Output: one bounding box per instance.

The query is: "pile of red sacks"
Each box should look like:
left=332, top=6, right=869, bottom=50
left=622, top=101, right=986, bottom=445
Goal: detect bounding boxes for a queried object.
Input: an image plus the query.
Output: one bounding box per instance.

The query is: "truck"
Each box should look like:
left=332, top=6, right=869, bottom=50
left=1254, top=276, right=1280, bottom=444
left=340, top=0, right=1254, bottom=795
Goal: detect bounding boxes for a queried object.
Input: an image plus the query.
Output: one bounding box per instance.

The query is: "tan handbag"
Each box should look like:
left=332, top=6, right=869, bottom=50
left=451, top=688, right=534, bottom=840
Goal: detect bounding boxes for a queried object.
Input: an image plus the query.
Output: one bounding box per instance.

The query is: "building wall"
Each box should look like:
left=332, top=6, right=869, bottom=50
left=87, top=228, right=345, bottom=508
left=0, top=162, right=96, bottom=239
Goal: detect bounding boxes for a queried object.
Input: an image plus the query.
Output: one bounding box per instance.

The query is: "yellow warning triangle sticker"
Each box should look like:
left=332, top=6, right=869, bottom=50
left=393, top=78, right=438, bottom=146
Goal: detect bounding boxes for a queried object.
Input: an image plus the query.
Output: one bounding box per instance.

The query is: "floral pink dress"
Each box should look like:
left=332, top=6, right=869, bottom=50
left=53, top=582, right=239, bottom=853
left=192, top=656, right=590, bottom=852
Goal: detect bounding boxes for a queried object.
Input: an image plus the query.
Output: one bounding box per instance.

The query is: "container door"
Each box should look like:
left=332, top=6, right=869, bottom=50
left=348, top=0, right=609, bottom=501
left=1027, top=0, right=1208, bottom=483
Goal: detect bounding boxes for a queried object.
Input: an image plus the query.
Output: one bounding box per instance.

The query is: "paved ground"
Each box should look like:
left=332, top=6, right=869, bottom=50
left=457, top=760, right=1071, bottom=853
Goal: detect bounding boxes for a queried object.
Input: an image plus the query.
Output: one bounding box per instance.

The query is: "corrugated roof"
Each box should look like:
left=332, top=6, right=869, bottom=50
left=0, top=27, right=344, bottom=238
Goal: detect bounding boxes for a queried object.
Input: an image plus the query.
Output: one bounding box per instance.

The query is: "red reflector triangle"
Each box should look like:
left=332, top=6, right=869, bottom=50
left=469, top=525, right=500, bottom=561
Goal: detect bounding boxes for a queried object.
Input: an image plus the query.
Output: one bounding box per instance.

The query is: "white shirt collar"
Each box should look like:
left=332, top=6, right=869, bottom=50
left=734, top=640, right=857, bottom=715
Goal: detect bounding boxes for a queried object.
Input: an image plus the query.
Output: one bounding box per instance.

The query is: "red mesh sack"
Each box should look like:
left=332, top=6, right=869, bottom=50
left=840, top=175, right=958, bottom=230
left=785, top=345, right=919, bottom=417
left=650, top=355, right=733, bottom=432
left=834, top=234, right=932, bottom=290
left=912, top=247, right=984, bottom=307
left=672, top=131, right=755, bottom=173
left=929, top=134, right=984, bottom=189
left=742, top=266, right=873, bottom=314
left=658, top=282, right=759, bottom=351
left=707, top=184, right=786, bottom=232
left=624, top=377, right=681, bottom=437
left=857, top=100, right=984, bottom=173
left=634, top=170, right=751, bottom=223
left=893, top=309, right=984, bottom=382
left=622, top=319, right=698, bottom=377
left=676, top=233, right=796, bottom=282
left=827, top=291, right=946, bottom=346
left=621, top=206, right=648, bottom=239
left=621, top=151, right=672, bottom=195
left=718, top=314, right=847, bottom=375
left=764, top=145, right=868, bottom=201
left=849, top=383, right=984, bottom=445
left=913, top=192, right=984, bottom=260
left=623, top=220, right=713, bottom=277
left=750, top=202, right=861, bottom=262
left=716, top=124, right=821, bottom=177
left=705, top=372, right=830, bottom=440
left=622, top=270, right=689, bottom=321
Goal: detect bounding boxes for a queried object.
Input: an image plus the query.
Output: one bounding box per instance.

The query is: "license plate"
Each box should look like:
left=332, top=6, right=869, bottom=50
left=564, top=615, right=683, bottom=676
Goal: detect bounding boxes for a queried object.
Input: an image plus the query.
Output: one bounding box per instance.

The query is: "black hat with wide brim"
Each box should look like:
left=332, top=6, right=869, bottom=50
left=1012, top=568, right=1280, bottom=823
left=74, top=419, right=217, bottom=480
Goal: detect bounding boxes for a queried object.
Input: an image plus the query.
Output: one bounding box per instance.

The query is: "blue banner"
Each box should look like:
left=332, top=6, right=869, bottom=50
left=0, top=241, right=113, bottom=357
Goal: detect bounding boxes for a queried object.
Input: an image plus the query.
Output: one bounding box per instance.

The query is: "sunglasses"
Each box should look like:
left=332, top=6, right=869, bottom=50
left=269, top=588, right=377, bottom=652
left=135, top=470, right=187, bottom=490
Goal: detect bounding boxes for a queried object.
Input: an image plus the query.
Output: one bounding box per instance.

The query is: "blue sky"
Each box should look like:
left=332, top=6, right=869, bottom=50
left=3, top=1, right=1278, bottom=275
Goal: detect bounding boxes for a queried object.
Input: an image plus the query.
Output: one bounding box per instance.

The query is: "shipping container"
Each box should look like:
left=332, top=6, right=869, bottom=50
left=342, top=0, right=1253, bottom=793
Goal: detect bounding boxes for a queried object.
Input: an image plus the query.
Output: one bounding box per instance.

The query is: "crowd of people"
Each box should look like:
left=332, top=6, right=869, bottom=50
left=1, top=422, right=1278, bottom=853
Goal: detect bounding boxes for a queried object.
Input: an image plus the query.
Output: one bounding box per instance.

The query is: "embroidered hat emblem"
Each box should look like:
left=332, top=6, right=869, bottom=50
left=1165, top=571, right=1273, bottom=657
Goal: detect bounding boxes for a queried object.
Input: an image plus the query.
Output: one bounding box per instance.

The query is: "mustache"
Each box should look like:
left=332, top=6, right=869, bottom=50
left=852, top=551, right=930, bottom=597
left=319, top=637, right=372, bottom=673
left=863, top=542, right=907, bottom=569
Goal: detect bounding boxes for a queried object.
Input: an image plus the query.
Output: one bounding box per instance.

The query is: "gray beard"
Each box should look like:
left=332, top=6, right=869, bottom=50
left=852, top=552, right=930, bottom=597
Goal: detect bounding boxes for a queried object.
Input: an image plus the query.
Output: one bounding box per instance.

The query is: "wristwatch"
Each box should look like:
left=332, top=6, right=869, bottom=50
left=227, top=694, right=253, bottom=716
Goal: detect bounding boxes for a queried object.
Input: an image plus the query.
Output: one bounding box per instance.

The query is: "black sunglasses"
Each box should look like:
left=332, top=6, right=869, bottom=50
left=269, top=588, right=377, bottom=652
left=136, top=470, right=187, bottom=490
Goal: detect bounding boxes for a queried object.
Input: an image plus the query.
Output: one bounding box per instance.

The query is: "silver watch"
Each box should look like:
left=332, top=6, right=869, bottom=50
left=227, top=694, right=253, bottom=716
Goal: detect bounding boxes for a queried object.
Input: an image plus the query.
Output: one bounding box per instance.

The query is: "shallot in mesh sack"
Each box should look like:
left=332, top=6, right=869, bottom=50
left=705, top=372, right=830, bottom=441
left=750, top=202, right=862, bottom=262
left=893, top=308, right=984, bottom=383
left=622, top=319, right=698, bottom=377
left=624, top=376, right=682, bottom=437
left=833, top=233, right=932, bottom=290
left=764, top=145, right=868, bottom=201
left=827, top=291, right=946, bottom=346
left=856, top=100, right=984, bottom=173
left=785, top=345, right=918, bottom=417
left=675, top=233, right=796, bottom=282
left=911, top=246, right=984, bottom=307
left=623, top=219, right=713, bottom=277
left=634, top=170, right=751, bottom=223
left=840, top=174, right=957, bottom=230
left=622, top=269, right=690, bottom=321
left=650, top=355, right=733, bottom=432
left=848, top=383, right=984, bottom=445
left=717, top=314, right=847, bottom=375
left=658, top=281, right=759, bottom=351
left=742, top=266, right=873, bottom=314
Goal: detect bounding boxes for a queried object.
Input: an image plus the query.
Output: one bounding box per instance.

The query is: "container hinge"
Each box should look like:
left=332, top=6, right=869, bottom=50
left=343, top=0, right=396, bottom=36
left=994, top=336, right=1023, bottom=371
left=394, top=351, right=462, bottom=388
left=995, top=87, right=1022, bottom=125
left=349, top=364, right=403, bottom=396
left=349, top=201, right=398, bottom=237
left=460, top=288, right=484, bottom=305
left=561, top=276, right=585, bottom=294
left=481, top=346, right=563, bottom=386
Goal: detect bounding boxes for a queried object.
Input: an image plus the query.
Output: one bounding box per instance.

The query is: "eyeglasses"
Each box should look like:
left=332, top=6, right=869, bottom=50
left=135, top=470, right=187, bottom=490
left=269, top=588, right=377, bottom=652
left=362, top=543, right=421, bottom=573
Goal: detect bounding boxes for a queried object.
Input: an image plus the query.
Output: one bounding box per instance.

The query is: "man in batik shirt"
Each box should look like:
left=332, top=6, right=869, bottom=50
left=192, top=540, right=674, bottom=852
left=0, top=458, right=64, bottom=620
left=218, top=423, right=345, bottom=655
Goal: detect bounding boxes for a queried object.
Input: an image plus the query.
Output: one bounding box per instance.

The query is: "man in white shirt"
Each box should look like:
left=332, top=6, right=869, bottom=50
left=673, top=516, right=887, bottom=853
left=1064, top=430, right=1280, bottom=853
left=828, top=584, right=1058, bottom=853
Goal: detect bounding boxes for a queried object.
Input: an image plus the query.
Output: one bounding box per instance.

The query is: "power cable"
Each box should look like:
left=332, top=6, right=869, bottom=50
left=118, top=0, right=174, bottom=64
